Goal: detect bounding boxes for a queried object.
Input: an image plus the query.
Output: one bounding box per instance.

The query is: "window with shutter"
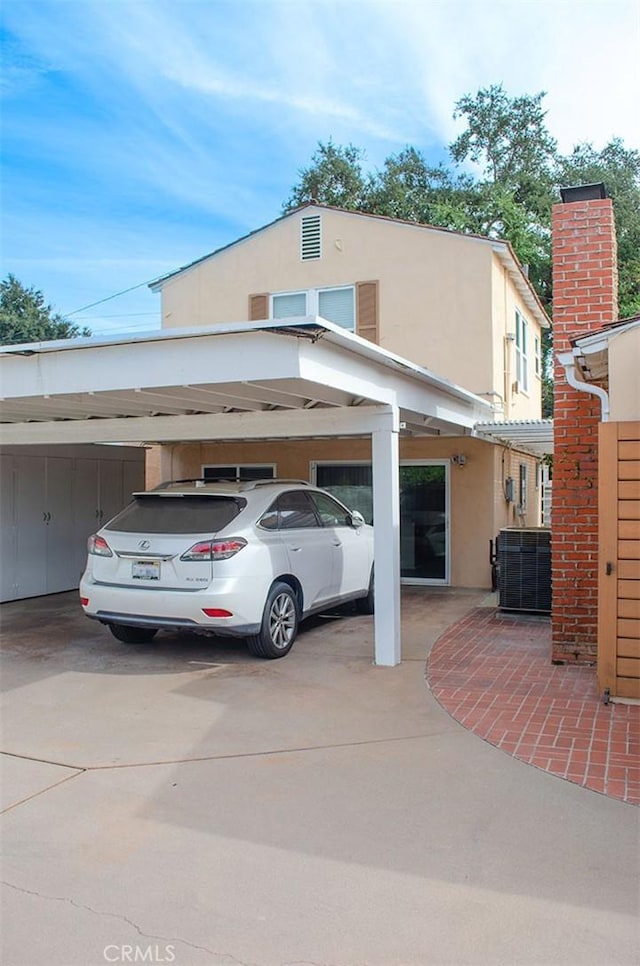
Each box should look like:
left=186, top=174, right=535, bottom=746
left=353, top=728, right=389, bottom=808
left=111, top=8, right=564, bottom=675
left=301, top=215, right=322, bottom=260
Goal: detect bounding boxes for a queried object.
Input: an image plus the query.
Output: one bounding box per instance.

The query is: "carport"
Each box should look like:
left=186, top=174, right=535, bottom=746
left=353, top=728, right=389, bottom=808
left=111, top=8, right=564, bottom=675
left=0, top=317, right=493, bottom=665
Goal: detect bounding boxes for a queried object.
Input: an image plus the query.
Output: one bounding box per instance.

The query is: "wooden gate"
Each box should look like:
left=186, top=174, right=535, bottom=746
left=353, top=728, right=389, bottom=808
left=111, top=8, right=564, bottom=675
left=598, top=421, right=640, bottom=699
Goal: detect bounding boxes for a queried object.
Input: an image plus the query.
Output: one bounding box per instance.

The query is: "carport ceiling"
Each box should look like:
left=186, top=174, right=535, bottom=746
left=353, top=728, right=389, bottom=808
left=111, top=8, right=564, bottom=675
left=0, top=318, right=493, bottom=444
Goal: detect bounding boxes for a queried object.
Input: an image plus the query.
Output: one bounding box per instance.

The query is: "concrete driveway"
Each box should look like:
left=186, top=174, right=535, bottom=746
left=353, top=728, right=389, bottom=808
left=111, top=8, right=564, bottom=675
left=1, top=589, right=638, bottom=966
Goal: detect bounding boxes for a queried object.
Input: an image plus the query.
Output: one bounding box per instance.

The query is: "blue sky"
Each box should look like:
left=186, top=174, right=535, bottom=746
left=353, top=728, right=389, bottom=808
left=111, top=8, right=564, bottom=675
left=2, top=0, right=639, bottom=336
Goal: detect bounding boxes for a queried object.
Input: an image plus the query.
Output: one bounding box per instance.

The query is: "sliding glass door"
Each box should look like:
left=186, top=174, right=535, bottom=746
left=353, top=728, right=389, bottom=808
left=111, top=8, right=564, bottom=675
left=313, top=461, right=449, bottom=584
left=399, top=463, right=448, bottom=581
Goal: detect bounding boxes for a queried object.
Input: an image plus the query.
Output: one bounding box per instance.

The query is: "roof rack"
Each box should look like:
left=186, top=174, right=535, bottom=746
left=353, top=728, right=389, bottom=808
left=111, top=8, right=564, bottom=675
left=153, top=478, right=210, bottom=489
left=241, top=479, right=310, bottom=490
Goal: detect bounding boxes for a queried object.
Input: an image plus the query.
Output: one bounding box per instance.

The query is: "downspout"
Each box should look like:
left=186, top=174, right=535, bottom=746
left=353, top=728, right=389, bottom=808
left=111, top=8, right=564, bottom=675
left=557, top=350, right=610, bottom=421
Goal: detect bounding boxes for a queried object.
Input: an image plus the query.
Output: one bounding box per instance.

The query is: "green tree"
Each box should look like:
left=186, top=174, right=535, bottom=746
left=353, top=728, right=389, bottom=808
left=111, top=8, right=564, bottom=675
left=0, top=274, right=90, bottom=345
left=449, top=85, right=556, bottom=305
left=364, top=147, right=461, bottom=224
left=283, top=141, right=369, bottom=211
left=450, top=85, right=557, bottom=209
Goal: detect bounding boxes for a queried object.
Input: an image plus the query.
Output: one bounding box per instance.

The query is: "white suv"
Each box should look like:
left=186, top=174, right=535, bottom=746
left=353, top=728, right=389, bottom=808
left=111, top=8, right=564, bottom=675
left=80, top=479, right=374, bottom=658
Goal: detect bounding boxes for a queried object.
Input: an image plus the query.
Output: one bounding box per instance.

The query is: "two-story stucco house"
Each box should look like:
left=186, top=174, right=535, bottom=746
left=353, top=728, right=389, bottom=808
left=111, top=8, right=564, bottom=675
left=148, top=203, right=551, bottom=592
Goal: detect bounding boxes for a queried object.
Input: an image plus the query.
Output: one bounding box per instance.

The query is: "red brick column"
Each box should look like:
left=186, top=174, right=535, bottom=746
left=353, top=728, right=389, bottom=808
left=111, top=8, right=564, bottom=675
left=551, top=196, right=618, bottom=663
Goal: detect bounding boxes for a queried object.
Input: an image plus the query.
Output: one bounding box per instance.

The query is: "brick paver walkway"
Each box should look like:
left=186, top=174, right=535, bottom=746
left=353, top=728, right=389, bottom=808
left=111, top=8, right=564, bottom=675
left=427, top=607, right=640, bottom=805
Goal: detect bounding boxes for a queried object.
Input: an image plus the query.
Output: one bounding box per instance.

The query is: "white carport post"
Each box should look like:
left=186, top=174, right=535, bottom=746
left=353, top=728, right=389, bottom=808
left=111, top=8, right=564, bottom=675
left=372, top=406, right=401, bottom=666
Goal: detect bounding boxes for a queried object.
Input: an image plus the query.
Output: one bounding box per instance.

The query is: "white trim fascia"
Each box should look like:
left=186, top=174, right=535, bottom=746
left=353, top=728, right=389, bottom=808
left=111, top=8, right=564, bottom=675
left=0, top=317, right=493, bottom=419
left=0, top=317, right=318, bottom=356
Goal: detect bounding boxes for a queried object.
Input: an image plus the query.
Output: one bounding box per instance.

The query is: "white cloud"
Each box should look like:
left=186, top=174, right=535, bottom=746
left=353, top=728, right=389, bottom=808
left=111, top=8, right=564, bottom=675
left=2, top=0, right=638, bottom=326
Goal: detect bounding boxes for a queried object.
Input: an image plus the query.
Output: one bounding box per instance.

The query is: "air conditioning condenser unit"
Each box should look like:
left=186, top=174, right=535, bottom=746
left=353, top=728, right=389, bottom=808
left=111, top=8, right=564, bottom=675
left=497, top=527, right=551, bottom=613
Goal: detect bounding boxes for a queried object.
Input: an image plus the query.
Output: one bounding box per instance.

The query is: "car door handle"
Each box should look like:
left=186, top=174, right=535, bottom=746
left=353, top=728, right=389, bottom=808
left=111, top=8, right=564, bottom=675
left=332, top=541, right=342, bottom=547
left=288, top=545, right=302, bottom=552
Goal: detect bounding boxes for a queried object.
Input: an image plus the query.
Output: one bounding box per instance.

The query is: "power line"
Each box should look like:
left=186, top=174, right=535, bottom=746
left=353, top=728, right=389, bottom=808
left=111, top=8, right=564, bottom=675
left=65, top=279, right=156, bottom=317
left=74, top=311, right=159, bottom=320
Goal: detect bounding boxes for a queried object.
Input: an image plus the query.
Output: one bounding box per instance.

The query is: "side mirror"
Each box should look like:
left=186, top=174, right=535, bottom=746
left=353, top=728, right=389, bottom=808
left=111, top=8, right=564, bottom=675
left=350, top=510, right=365, bottom=528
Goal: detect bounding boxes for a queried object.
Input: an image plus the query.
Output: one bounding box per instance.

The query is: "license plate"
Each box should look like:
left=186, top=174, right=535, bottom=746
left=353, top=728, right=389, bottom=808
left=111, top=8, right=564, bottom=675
left=132, top=560, right=160, bottom=581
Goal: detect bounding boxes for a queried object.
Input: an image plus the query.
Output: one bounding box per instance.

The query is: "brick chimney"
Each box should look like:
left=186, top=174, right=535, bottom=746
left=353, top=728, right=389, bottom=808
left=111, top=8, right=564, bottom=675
left=551, top=184, right=618, bottom=663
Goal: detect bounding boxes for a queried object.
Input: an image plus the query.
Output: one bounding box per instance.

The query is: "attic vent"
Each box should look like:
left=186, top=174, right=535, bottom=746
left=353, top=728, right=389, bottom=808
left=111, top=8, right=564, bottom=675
left=301, top=215, right=321, bottom=260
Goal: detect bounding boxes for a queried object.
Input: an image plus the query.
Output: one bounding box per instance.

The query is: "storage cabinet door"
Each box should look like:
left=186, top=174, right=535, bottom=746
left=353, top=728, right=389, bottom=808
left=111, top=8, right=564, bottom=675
left=0, top=456, right=16, bottom=601
left=72, top=459, right=99, bottom=582
left=14, top=456, right=47, bottom=599
left=46, top=457, right=76, bottom=593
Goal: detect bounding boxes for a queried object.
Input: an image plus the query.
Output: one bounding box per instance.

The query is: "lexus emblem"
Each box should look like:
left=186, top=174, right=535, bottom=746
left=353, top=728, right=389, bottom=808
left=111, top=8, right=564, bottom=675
left=138, top=539, right=151, bottom=550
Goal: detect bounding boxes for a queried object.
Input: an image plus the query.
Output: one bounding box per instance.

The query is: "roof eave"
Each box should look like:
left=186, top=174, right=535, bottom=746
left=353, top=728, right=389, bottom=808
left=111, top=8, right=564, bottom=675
left=491, top=242, right=551, bottom=330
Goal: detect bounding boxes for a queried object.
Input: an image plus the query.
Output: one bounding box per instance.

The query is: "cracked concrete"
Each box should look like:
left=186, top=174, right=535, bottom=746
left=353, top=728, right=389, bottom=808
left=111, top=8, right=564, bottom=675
left=1, top=589, right=638, bottom=966
left=2, top=880, right=221, bottom=961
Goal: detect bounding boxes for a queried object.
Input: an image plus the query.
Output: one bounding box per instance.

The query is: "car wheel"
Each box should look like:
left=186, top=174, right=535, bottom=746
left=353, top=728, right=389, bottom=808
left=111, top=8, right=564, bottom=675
left=355, top=567, right=374, bottom=615
left=108, top=623, right=158, bottom=644
left=247, top=582, right=299, bottom=659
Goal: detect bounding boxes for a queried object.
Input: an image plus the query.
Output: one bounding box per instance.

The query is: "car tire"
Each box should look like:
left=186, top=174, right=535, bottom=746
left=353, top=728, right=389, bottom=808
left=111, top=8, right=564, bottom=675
left=108, top=623, right=158, bottom=644
left=247, top=582, right=299, bottom=659
left=355, top=567, right=375, bottom=615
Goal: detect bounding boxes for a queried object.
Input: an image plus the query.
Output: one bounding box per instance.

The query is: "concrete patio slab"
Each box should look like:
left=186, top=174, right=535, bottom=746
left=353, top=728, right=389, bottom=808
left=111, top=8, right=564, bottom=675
left=1, top=589, right=638, bottom=966
left=0, top=754, right=81, bottom=812
left=0, top=589, right=486, bottom=769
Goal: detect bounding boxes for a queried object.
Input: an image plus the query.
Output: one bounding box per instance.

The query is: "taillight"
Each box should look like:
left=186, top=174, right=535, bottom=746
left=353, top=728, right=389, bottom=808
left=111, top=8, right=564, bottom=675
left=88, top=534, right=113, bottom=557
left=202, top=608, right=233, bottom=618
left=180, top=541, right=212, bottom=562
left=80, top=597, right=89, bottom=607
left=181, top=538, right=247, bottom=561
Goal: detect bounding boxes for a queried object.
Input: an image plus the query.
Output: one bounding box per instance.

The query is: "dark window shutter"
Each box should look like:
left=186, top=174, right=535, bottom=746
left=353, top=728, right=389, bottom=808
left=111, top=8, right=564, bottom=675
left=356, top=281, right=379, bottom=343
left=249, top=293, right=269, bottom=320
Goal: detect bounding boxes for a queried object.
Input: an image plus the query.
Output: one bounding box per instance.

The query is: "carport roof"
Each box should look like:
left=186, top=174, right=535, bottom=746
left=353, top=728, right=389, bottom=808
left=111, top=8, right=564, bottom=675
left=0, top=317, right=494, bottom=445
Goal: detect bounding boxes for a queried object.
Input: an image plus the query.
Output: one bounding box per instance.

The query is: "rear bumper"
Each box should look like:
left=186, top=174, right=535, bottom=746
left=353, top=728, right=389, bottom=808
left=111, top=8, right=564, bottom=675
left=80, top=574, right=268, bottom=636
left=86, top=610, right=260, bottom=638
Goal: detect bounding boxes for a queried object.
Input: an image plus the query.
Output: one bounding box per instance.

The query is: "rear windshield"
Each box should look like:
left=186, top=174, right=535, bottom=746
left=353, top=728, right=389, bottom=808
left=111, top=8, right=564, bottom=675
left=105, top=495, right=245, bottom=534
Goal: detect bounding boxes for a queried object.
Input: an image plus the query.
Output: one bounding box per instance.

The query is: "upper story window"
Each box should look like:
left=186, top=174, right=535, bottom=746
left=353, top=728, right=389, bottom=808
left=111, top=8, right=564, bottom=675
left=515, top=309, right=529, bottom=393
left=272, top=292, right=307, bottom=317
left=272, top=286, right=355, bottom=331
left=534, top=336, right=542, bottom=378
left=301, top=215, right=322, bottom=260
